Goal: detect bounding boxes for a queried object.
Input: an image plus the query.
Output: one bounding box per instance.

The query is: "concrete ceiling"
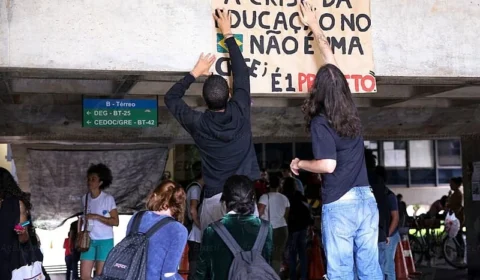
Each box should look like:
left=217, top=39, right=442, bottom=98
left=1, top=69, right=480, bottom=143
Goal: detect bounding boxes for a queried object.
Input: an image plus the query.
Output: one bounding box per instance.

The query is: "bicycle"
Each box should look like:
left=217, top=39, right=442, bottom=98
left=409, top=214, right=467, bottom=269
left=442, top=229, right=467, bottom=269
left=408, top=215, right=443, bottom=266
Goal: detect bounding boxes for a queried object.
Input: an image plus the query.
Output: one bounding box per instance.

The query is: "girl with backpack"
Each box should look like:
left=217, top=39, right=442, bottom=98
left=194, top=175, right=277, bottom=280
left=125, top=180, right=188, bottom=280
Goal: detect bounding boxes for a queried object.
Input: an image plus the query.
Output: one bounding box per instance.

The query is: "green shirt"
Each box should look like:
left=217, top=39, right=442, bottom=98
left=194, top=213, right=273, bottom=280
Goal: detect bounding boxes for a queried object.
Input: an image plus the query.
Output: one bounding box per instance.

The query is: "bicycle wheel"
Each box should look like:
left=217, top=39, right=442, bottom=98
left=409, top=234, right=424, bottom=265
left=442, top=234, right=467, bottom=269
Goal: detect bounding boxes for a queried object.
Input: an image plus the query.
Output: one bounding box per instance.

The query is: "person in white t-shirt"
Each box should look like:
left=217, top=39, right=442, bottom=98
left=80, top=164, right=119, bottom=280
left=258, top=175, right=290, bottom=275
left=185, top=161, right=203, bottom=280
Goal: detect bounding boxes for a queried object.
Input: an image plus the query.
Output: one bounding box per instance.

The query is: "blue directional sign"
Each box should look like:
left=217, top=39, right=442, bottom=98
left=82, top=98, right=158, bottom=128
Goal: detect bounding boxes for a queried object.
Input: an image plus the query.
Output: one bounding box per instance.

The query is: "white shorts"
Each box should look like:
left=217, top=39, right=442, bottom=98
left=199, top=192, right=259, bottom=232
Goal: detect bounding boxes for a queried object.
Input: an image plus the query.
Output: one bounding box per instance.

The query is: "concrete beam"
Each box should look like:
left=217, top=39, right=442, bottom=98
left=0, top=0, right=479, bottom=78
left=385, top=98, right=452, bottom=108
left=0, top=73, right=13, bottom=103
left=1, top=100, right=479, bottom=143
left=430, top=86, right=480, bottom=98
left=113, top=75, right=141, bottom=97
left=372, top=86, right=463, bottom=107
left=11, top=78, right=116, bottom=95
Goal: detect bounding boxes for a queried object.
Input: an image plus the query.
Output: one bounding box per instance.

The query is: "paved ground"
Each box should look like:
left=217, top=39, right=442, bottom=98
left=417, top=266, right=469, bottom=280
left=414, top=258, right=477, bottom=280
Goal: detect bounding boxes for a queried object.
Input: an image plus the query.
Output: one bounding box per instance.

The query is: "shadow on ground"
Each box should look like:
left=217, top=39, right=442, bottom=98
left=417, top=265, right=471, bottom=280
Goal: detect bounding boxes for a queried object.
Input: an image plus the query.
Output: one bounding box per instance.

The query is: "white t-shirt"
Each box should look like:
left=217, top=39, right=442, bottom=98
left=82, top=191, right=117, bottom=240
left=258, top=192, right=290, bottom=229
left=186, top=183, right=202, bottom=243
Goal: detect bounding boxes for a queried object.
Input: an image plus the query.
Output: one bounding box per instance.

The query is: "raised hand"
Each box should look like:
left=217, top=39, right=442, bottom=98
left=290, top=158, right=300, bottom=176
left=191, top=53, right=216, bottom=78
left=299, top=0, right=338, bottom=66
left=299, top=1, right=320, bottom=32
left=213, top=8, right=232, bottom=36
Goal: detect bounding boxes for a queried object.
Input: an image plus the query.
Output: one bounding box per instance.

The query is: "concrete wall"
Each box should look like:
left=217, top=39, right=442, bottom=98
left=390, top=186, right=451, bottom=216
left=0, top=0, right=478, bottom=77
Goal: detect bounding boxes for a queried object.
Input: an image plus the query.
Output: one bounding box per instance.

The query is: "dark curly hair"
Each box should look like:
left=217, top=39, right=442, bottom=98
left=0, top=167, right=31, bottom=210
left=192, top=161, right=202, bottom=180
left=268, top=175, right=281, bottom=189
left=87, top=163, right=113, bottom=190
left=221, top=175, right=255, bottom=215
left=451, top=177, right=463, bottom=186
left=146, top=180, right=186, bottom=223
left=202, top=75, right=230, bottom=110
left=301, top=64, right=362, bottom=138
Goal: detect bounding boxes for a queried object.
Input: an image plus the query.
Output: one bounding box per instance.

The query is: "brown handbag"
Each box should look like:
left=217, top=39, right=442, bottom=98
left=76, top=192, right=91, bottom=252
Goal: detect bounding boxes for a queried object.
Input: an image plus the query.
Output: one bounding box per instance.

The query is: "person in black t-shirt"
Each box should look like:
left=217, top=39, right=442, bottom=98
left=283, top=177, right=311, bottom=280
left=0, top=167, right=32, bottom=280
left=288, top=2, right=382, bottom=279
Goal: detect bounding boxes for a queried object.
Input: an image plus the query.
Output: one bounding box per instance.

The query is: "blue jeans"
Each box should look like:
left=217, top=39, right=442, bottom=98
left=288, top=229, right=308, bottom=280
left=383, top=232, right=400, bottom=280
left=322, top=187, right=383, bottom=280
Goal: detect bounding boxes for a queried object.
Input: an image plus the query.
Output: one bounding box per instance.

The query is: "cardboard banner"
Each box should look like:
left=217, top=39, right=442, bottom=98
left=212, top=0, right=376, bottom=94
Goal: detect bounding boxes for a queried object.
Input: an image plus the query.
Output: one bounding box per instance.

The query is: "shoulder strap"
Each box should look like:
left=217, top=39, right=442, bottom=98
left=267, top=193, right=271, bottom=221
left=84, top=193, right=89, bottom=213
left=211, top=221, right=243, bottom=255
left=130, top=211, right=147, bottom=234
left=145, top=216, right=175, bottom=238
left=252, top=219, right=269, bottom=252
left=82, top=193, right=89, bottom=232
left=186, top=181, right=200, bottom=191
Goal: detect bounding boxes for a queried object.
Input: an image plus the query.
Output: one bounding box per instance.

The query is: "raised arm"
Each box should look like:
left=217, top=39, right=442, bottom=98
left=299, top=1, right=338, bottom=67
left=214, top=9, right=251, bottom=109
left=164, top=54, right=215, bottom=133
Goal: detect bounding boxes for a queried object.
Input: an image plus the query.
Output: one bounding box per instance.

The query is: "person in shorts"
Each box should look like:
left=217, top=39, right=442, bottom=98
left=80, top=164, right=119, bottom=279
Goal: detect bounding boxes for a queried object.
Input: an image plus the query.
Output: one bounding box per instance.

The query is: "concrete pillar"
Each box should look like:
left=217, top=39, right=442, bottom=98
left=10, top=145, right=30, bottom=192
left=460, top=137, right=480, bottom=278
left=0, top=144, right=11, bottom=171
left=174, top=145, right=188, bottom=182
left=164, top=147, right=175, bottom=180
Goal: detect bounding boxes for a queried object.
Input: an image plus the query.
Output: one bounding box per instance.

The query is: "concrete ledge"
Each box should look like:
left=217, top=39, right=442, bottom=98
left=0, top=0, right=478, bottom=77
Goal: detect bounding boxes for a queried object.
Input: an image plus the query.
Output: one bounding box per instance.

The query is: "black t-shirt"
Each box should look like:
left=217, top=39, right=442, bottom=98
left=310, top=116, right=369, bottom=204
left=369, top=170, right=389, bottom=242
left=287, top=191, right=312, bottom=233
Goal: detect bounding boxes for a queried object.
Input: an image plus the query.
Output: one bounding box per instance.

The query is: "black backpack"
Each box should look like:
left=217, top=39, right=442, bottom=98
left=211, top=219, right=280, bottom=280
left=94, top=211, right=174, bottom=280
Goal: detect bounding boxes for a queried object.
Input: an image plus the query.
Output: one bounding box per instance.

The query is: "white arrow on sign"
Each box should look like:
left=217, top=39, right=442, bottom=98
left=86, top=121, right=91, bottom=124
left=86, top=111, right=91, bottom=115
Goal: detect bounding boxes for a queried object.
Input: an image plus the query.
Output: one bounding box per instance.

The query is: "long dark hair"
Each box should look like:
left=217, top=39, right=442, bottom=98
left=301, top=64, right=362, bottom=138
left=0, top=167, right=31, bottom=209
left=221, top=175, right=255, bottom=215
